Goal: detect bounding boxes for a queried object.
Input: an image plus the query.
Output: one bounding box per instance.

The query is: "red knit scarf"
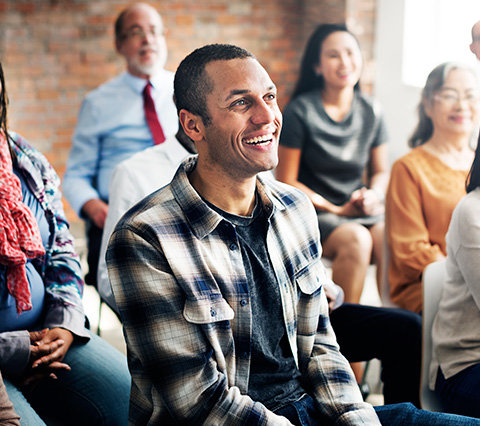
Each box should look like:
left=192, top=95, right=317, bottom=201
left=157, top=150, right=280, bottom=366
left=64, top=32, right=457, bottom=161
left=0, top=134, right=45, bottom=314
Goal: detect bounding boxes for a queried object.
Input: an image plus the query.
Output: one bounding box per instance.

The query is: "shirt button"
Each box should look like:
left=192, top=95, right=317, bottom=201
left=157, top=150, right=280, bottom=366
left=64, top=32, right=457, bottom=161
left=240, top=299, right=248, bottom=306
left=229, top=243, right=238, bottom=251
left=210, top=308, right=216, bottom=317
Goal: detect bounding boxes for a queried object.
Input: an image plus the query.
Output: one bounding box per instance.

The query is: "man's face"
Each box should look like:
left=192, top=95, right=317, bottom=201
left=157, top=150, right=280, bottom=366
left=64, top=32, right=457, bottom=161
left=197, top=58, right=282, bottom=180
left=116, top=4, right=167, bottom=79
left=470, top=21, right=480, bottom=60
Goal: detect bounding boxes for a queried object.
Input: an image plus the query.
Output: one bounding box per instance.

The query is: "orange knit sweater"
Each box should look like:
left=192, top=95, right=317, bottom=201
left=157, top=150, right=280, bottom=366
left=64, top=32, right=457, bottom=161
left=386, top=147, right=468, bottom=313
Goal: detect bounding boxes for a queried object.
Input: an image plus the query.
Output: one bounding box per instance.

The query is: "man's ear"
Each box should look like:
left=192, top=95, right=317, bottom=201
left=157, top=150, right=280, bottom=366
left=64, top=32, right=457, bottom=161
left=179, top=109, right=204, bottom=143
left=115, top=38, right=123, bottom=55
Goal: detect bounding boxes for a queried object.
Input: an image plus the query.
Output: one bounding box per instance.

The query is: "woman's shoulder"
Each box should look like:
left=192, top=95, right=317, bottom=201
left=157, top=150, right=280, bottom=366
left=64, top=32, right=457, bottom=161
left=392, top=147, right=426, bottom=167
left=354, top=92, right=383, bottom=117
left=284, top=90, right=319, bottom=112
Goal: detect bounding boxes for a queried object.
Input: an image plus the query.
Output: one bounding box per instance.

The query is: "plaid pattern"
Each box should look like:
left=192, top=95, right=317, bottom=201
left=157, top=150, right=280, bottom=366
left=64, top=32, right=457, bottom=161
left=8, top=132, right=87, bottom=338
left=107, top=156, right=379, bottom=425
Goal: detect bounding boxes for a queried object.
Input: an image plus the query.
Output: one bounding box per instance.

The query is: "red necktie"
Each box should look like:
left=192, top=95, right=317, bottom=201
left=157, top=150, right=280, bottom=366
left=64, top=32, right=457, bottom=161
left=143, top=82, right=166, bottom=145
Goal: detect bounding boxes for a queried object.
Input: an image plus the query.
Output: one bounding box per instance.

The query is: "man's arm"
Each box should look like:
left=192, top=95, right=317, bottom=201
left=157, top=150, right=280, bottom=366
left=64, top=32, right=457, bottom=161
left=306, top=287, right=379, bottom=424
left=63, top=97, right=104, bottom=218
left=97, top=164, right=143, bottom=313
left=107, top=225, right=294, bottom=425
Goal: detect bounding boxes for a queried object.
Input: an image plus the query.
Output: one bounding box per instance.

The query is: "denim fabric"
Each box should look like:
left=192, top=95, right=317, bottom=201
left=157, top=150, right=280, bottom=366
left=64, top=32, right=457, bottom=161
left=436, top=364, right=480, bottom=418
left=4, top=330, right=130, bottom=426
left=275, top=394, right=323, bottom=426
left=375, top=403, right=480, bottom=425
left=275, top=396, right=480, bottom=425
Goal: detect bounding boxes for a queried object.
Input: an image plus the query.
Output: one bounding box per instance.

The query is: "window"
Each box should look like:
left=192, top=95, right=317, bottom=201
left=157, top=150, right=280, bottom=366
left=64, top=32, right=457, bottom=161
left=402, top=0, right=480, bottom=87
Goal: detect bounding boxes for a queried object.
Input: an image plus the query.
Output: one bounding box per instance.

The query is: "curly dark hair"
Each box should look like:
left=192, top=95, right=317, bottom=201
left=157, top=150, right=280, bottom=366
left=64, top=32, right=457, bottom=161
left=174, top=43, right=255, bottom=125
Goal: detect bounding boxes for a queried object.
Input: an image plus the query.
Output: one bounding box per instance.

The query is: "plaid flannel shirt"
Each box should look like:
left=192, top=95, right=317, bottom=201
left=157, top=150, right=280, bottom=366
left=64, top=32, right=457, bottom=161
left=107, top=156, right=379, bottom=426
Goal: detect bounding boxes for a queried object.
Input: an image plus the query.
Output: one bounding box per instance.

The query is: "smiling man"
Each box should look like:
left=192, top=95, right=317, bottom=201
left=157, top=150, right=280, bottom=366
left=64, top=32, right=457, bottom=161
left=63, top=2, right=178, bottom=288
left=106, top=44, right=478, bottom=426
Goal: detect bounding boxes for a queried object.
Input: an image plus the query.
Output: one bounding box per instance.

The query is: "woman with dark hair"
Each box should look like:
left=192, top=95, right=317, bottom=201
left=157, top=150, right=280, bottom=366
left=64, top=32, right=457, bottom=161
left=276, top=23, right=388, bottom=303
left=0, top=62, right=130, bottom=424
left=429, top=131, right=480, bottom=418
left=386, top=62, right=480, bottom=313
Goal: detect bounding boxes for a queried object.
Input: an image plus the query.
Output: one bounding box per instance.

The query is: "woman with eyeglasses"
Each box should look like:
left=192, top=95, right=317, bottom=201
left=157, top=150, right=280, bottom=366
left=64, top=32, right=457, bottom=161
left=386, top=62, right=480, bottom=313
left=276, top=23, right=389, bottom=304
left=0, top=61, right=130, bottom=424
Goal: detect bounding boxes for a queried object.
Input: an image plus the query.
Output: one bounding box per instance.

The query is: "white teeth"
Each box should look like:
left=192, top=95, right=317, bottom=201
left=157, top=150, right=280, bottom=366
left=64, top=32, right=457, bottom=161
left=244, top=134, right=273, bottom=144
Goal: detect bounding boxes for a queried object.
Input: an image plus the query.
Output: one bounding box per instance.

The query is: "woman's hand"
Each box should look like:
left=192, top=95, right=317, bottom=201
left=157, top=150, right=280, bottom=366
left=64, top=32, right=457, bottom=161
left=22, top=328, right=73, bottom=386
left=350, top=187, right=385, bottom=216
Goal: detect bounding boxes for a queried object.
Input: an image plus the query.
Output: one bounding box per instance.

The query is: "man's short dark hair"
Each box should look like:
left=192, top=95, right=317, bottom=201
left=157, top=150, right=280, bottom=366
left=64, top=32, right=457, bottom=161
left=174, top=44, right=255, bottom=125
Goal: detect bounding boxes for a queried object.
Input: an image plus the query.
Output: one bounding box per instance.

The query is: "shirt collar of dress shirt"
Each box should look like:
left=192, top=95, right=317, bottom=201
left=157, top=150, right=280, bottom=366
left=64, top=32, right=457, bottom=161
left=170, top=156, right=286, bottom=240
left=122, top=69, right=166, bottom=94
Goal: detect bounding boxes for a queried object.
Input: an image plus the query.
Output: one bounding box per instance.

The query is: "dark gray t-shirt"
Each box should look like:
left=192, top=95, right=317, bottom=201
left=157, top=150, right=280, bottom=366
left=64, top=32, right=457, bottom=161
left=280, top=90, right=388, bottom=205
left=206, top=198, right=304, bottom=411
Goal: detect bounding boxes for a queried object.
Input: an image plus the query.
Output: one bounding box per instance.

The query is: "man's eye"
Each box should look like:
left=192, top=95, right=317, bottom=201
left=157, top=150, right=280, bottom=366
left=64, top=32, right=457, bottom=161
left=233, top=99, right=246, bottom=106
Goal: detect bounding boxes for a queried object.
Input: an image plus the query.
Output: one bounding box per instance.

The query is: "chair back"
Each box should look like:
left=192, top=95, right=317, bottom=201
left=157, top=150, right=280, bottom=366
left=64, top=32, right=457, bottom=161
left=381, top=236, right=399, bottom=308
left=420, top=260, right=446, bottom=412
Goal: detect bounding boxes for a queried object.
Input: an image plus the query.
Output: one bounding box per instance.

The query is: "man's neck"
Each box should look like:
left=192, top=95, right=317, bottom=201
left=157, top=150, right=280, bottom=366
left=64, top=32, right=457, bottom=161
left=188, top=166, right=257, bottom=217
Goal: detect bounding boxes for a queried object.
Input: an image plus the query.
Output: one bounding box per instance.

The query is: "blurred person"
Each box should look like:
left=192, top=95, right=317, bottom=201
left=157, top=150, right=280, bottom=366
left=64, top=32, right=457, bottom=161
left=63, top=2, right=178, bottom=288
left=431, top=131, right=480, bottom=417
left=470, top=20, right=480, bottom=60
left=276, top=24, right=388, bottom=304
left=386, top=62, right=480, bottom=313
left=0, top=61, right=130, bottom=425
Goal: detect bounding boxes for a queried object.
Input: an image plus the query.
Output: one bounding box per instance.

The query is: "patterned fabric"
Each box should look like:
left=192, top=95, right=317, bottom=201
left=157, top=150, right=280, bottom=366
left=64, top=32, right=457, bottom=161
left=107, top=156, right=379, bottom=425
left=6, top=132, right=88, bottom=339
left=0, top=133, right=45, bottom=313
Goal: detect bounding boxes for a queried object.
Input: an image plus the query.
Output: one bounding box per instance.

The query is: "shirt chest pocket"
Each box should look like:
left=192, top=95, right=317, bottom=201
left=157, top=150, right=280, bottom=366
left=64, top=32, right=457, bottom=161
left=295, top=260, right=326, bottom=296
left=183, top=297, right=235, bottom=324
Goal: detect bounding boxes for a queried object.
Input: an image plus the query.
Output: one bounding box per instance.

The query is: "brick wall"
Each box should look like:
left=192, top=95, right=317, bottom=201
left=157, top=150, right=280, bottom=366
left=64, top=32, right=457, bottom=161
left=0, top=0, right=376, bottom=225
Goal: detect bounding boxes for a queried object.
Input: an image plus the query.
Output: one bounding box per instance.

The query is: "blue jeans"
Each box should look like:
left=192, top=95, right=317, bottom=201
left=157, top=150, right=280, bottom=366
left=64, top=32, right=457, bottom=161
left=275, top=394, right=480, bottom=425
left=4, top=330, right=130, bottom=426
left=436, top=364, right=480, bottom=418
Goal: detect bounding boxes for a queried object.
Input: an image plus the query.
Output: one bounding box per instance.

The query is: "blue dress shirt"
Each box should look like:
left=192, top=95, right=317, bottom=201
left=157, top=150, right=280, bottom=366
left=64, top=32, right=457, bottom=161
left=63, top=69, right=178, bottom=216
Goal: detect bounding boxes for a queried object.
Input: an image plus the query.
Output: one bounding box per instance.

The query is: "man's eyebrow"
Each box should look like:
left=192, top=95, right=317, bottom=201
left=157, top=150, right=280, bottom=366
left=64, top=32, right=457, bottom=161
left=224, top=89, right=250, bottom=102
left=224, top=85, right=277, bottom=102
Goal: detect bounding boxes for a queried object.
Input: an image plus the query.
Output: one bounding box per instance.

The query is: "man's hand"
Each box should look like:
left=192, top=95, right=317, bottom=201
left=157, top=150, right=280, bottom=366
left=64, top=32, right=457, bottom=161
left=22, top=328, right=74, bottom=386
left=82, top=199, right=108, bottom=228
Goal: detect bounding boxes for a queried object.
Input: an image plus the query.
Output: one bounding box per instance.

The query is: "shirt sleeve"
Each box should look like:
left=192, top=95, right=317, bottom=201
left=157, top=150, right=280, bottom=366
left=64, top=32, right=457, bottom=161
left=97, top=163, right=140, bottom=314
left=278, top=100, right=307, bottom=150
left=0, top=331, right=30, bottom=376
left=454, top=198, right=480, bottom=310
left=107, top=226, right=294, bottom=426
left=386, top=160, right=443, bottom=286
left=42, top=183, right=89, bottom=341
left=0, top=371, right=21, bottom=426
left=370, top=99, right=389, bottom=149
left=63, top=96, right=103, bottom=216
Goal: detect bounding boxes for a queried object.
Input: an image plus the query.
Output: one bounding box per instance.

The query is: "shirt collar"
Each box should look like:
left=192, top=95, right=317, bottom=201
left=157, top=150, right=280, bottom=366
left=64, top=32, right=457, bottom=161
left=171, top=156, right=286, bottom=240
left=122, top=69, right=166, bottom=94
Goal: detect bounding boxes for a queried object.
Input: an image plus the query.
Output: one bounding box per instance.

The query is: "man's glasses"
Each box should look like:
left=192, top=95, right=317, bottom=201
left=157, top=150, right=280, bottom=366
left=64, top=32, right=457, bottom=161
left=121, top=27, right=167, bottom=41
